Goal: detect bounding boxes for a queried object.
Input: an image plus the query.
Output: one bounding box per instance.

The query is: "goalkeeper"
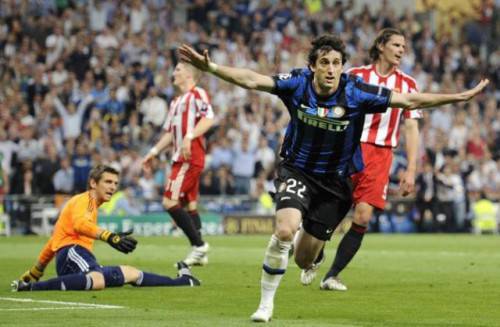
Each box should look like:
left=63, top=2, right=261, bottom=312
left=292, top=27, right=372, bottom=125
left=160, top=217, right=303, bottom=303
left=12, top=165, right=199, bottom=292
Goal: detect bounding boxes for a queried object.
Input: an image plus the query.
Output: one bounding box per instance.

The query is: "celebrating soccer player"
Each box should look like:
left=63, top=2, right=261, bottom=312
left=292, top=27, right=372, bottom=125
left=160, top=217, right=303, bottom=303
left=142, top=63, right=215, bottom=266
left=178, top=34, right=488, bottom=322
left=12, top=165, right=200, bottom=292
left=301, top=28, right=424, bottom=291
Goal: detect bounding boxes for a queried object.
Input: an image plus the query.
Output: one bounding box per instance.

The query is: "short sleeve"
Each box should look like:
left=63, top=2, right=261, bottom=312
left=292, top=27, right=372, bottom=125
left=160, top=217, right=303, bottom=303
left=194, top=88, right=215, bottom=119
left=271, top=69, right=305, bottom=96
left=354, top=78, right=392, bottom=114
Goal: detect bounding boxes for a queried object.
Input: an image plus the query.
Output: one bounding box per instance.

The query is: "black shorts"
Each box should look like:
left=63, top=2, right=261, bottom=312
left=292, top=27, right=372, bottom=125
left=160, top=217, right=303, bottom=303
left=274, top=162, right=353, bottom=241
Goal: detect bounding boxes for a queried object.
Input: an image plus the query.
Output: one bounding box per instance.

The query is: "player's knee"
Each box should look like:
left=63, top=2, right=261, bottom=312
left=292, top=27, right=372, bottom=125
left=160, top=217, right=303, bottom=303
left=163, top=197, right=179, bottom=210
left=274, top=226, right=295, bottom=242
left=120, top=265, right=141, bottom=284
left=354, top=204, right=374, bottom=226
left=88, top=271, right=105, bottom=290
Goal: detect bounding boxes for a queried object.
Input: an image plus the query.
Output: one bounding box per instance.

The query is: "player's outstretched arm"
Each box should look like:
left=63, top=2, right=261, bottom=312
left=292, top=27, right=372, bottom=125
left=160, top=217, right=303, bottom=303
left=390, top=79, right=489, bottom=110
left=178, top=44, right=275, bottom=92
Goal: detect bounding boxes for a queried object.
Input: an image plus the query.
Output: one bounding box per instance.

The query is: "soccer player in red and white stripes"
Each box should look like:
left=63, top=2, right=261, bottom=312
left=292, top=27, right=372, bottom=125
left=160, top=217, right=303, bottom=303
left=301, top=28, right=423, bottom=290
left=143, top=62, right=215, bottom=266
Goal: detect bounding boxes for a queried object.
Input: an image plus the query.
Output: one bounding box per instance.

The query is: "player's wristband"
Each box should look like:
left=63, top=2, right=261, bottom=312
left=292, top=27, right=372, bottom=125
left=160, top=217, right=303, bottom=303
left=99, top=230, right=113, bottom=241
left=149, top=147, right=159, bottom=156
left=208, top=62, right=218, bottom=73
left=185, top=132, right=194, bottom=141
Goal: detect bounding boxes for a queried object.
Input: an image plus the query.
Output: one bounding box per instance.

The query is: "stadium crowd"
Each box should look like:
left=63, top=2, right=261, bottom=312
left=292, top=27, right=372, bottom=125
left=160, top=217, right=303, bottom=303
left=0, top=0, right=498, bottom=233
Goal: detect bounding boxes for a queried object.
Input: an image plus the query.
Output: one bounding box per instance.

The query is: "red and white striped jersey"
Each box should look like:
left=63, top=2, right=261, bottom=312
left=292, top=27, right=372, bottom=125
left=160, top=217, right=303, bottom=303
left=348, top=64, right=422, bottom=148
left=163, top=86, right=215, bottom=166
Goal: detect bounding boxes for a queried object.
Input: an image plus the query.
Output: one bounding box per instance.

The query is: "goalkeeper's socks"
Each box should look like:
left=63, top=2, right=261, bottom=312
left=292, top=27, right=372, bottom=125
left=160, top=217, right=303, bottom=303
left=168, top=205, right=204, bottom=247
left=325, top=222, right=367, bottom=279
left=134, top=271, right=192, bottom=287
left=259, top=234, right=291, bottom=308
left=188, top=209, right=202, bottom=239
left=31, top=274, right=92, bottom=291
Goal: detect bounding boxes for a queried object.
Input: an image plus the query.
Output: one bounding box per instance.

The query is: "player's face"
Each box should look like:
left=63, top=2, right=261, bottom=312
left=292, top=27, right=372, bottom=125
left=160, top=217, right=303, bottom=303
left=310, top=50, right=343, bottom=95
left=380, top=35, right=406, bottom=66
left=94, top=172, right=119, bottom=203
left=172, top=63, right=191, bottom=87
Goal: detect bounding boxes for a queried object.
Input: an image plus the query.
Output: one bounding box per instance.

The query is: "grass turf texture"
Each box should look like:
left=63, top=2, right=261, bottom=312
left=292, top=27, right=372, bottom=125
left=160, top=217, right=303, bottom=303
left=1, top=234, right=499, bottom=326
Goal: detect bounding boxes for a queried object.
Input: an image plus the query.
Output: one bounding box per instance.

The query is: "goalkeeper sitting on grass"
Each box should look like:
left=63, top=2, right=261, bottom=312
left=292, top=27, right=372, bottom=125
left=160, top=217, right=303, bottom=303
left=12, top=165, right=199, bottom=292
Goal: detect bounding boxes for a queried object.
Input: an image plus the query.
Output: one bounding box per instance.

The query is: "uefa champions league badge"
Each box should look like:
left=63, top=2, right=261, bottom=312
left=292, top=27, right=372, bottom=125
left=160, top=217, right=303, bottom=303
left=332, top=106, right=346, bottom=118
left=317, top=106, right=329, bottom=117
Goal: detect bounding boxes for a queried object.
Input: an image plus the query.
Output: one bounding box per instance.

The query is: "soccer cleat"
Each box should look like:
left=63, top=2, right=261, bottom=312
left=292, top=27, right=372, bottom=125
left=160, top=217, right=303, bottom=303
left=320, top=276, right=348, bottom=291
left=300, top=251, right=325, bottom=286
left=182, top=242, right=209, bottom=266
left=250, top=304, right=273, bottom=323
left=11, top=280, right=31, bottom=292
left=176, top=261, right=201, bottom=287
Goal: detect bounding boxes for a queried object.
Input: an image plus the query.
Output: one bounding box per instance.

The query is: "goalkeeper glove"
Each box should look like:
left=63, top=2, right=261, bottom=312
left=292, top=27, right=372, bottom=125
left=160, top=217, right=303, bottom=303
left=19, top=265, right=44, bottom=282
left=100, top=230, right=138, bottom=254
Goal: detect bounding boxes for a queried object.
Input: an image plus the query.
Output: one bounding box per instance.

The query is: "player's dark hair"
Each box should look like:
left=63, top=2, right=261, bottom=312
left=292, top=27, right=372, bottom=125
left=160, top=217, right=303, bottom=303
left=87, top=164, right=119, bottom=189
left=369, top=28, right=405, bottom=61
left=308, top=34, right=348, bottom=66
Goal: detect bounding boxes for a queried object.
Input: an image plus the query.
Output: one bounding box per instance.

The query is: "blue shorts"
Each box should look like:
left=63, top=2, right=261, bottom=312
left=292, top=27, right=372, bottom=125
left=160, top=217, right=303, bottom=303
left=55, top=245, right=124, bottom=287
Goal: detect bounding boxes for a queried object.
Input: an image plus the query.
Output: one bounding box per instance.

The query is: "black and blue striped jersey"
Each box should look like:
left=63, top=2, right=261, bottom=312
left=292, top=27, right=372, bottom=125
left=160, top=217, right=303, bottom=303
left=272, top=68, right=392, bottom=176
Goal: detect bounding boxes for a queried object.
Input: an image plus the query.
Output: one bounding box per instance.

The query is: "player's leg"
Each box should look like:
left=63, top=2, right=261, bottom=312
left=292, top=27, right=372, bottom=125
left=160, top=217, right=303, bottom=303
left=13, top=245, right=106, bottom=291
left=164, top=163, right=208, bottom=265
left=322, top=144, right=390, bottom=290
left=321, top=202, right=371, bottom=291
left=103, top=265, right=200, bottom=288
left=251, top=207, right=301, bottom=322
left=252, top=165, right=310, bottom=322
left=296, top=225, right=326, bottom=285
left=182, top=168, right=210, bottom=266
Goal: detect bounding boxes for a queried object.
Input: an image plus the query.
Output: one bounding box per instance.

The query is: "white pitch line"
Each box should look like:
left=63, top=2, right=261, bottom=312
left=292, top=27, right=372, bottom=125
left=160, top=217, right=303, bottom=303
left=0, top=297, right=124, bottom=309
left=0, top=306, right=117, bottom=311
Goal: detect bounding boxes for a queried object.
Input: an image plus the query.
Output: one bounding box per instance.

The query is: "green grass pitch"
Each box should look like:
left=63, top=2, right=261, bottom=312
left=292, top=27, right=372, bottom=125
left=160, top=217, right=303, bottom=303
left=1, top=234, right=499, bottom=326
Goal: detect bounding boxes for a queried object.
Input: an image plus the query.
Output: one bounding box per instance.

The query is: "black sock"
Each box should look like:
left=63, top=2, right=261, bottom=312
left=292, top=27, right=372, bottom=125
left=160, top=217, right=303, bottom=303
left=188, top=210, right=202, bottom=239
left=168, top=205, right=203, bottom=247
left=133, top=271, right=192, bottom=287
left=325, top=222, right=367, bottom=279
left=31, top=274, right=91, bottom=291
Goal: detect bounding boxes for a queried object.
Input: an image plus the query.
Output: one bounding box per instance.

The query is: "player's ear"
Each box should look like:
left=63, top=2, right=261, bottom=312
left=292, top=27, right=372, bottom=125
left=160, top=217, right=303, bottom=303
left=89, top=178, right=97, bottom=190
left=308, top=63, right=315, bottom=73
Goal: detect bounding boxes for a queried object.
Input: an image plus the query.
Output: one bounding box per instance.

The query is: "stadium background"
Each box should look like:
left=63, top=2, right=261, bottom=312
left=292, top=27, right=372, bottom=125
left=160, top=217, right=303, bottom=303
left=0, top=0, right=498, bottom=236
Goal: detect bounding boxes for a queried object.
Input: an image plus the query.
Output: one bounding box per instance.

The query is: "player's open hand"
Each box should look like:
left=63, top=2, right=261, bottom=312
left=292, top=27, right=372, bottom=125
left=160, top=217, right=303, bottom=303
left=461, top=79, right=489, bottom=101
left=101, top=230, right=138, bottom=254
left=178, top=44, right=211, bottom=72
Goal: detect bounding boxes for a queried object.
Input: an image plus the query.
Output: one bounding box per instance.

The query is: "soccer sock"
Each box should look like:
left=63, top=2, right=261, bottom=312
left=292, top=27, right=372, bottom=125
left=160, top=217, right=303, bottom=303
left=31, top=274, right=92, bottom=291
left=168, top=205, right=204, bottom=247
left=133, top=271, right=191, bottom=287
left=259, top=234, right=291, bottom=308
left=188, top=209, right=202, bottom=238
left=325, top=222, right=367, bottom=280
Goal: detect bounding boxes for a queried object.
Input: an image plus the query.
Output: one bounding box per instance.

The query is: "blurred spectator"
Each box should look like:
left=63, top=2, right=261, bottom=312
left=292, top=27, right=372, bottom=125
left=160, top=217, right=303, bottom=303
left=72, top=143, right=92, bottom=193
left=52, top=156, right=74, bottom=194
left=0, top=0, right=496, bottom=232
left=231, top=132, right=256, bottom=194
left=32, top=142, right=59, bottom=195
left=113, top=186, right=141, bottom=216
